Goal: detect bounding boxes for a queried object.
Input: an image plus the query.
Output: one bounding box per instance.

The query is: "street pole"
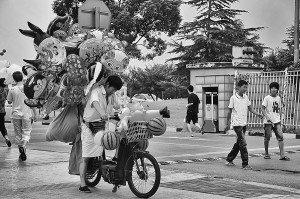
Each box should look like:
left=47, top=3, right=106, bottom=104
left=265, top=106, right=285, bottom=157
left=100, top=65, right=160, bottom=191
left=294, top=0, right=299, bottom=64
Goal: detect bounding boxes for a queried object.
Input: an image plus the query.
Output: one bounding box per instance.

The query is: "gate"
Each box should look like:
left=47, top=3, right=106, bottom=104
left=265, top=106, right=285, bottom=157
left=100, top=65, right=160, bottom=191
left=235, top=69, right=300, bottom=129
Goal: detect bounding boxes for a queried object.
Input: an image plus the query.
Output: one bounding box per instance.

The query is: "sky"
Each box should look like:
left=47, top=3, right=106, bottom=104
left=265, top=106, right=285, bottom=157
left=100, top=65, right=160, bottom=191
left=0, top=0, right=295, bottom=67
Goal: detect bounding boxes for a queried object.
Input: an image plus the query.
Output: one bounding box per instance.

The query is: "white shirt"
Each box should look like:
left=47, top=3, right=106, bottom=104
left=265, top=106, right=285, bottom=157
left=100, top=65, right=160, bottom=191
left=262, top=95, right=281, bottom=124
left=83, top=86, right=120, bottom=122
left=7, top=85, right=32, bottom=119
left=228, top=93, right=251, bottom=126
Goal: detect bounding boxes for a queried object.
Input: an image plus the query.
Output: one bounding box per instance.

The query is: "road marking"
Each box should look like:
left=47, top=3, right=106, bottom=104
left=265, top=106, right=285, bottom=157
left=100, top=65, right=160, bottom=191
left=158, top=136, right=209, bottom=141
left=151, top=141, right=231, bottom=149
left=156, top=146, right=300, bottom=159
left=161, top=169, right=206, bottom=183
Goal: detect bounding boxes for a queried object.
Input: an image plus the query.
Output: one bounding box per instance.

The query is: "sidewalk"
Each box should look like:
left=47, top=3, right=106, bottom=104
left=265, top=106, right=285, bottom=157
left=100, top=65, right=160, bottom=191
left=1, top=146, right=300, bottom=199
left=0, top=146, right=232, bottom=199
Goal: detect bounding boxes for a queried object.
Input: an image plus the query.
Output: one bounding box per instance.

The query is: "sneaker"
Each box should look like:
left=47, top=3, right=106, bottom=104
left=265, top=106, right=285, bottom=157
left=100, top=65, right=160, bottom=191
left=19, top=147, right=27, bottom=161
left=241, top=165, right=252, bottom=170
left=112, top=156, right=118, bottom=162
left=190, top=134, right=194, bottom=137
left=264, top=154, right=271, bottom=159
left=5, top=139, right=11, bottom=147
left=79, top=186, right=91, bottom=193
left=226, top=161, right=235, bottom=166
left=159, top=106, right=170, bottom=118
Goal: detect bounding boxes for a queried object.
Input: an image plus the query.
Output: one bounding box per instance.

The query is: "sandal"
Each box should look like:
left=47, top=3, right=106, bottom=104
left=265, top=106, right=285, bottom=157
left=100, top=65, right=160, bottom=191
left=264, top=155, right=271, bottom=159
left=79, top=186, right=91, bottom=193
left=279, top=156, right=290, bottom=161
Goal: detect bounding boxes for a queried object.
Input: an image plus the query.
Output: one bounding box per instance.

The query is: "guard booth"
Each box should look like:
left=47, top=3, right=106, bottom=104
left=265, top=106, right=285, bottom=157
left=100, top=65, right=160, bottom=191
left=202, top=90, right=219, bottom=133
left=78, top=0, right=112, bottom=32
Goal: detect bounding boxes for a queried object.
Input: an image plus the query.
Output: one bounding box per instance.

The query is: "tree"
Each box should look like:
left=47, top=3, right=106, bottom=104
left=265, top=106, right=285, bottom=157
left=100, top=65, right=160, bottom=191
left=262, top=25, right=300, bottom=71
left=52, top=0, right=182, bottom=60
left=122, top=64, right=188, bottom=99
left=168, top=0, right=265, bottom=65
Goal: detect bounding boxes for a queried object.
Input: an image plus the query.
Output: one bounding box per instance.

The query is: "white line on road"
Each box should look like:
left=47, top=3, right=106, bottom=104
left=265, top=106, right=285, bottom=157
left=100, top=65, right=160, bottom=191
left=156, top=145, right=300, bottom=159
left=158, top=136, right=209, bottom=141
left=151, top=141, right=232, bottom=149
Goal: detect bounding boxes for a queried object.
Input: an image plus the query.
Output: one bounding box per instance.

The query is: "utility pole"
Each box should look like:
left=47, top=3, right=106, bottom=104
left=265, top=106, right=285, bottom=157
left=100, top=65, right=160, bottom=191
left=294, top=0, right=299, bottom=64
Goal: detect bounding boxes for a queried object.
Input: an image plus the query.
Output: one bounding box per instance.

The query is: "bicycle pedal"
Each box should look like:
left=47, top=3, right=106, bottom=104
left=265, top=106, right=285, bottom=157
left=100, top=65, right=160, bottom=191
left=112, top=185, right=120, bottom=193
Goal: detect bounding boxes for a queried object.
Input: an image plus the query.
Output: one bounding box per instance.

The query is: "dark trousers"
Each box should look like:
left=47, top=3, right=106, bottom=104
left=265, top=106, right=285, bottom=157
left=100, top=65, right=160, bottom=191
left=226, top=126, right=248, bottom=166
left=0, top=113, right=8, bottom=138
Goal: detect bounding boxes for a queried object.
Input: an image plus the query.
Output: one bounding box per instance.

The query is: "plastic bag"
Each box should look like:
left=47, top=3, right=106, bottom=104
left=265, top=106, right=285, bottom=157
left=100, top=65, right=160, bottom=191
left=46, top=104, right=81, bottom=142
left=68, top=132, right=82, bottom=175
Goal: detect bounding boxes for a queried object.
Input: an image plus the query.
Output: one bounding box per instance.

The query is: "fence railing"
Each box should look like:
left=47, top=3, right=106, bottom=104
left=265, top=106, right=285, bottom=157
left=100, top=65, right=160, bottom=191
left=235, top=69, right=300, bottom=129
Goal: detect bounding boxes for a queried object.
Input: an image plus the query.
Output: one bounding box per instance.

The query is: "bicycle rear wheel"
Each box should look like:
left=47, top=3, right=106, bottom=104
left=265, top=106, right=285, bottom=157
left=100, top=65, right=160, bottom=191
left=127, top=152, right=161, bottom=198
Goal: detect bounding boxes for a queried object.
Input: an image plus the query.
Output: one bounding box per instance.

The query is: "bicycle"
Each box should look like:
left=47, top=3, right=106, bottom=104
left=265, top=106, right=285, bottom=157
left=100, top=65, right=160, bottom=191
left=85, top=116, right=161, bottom=198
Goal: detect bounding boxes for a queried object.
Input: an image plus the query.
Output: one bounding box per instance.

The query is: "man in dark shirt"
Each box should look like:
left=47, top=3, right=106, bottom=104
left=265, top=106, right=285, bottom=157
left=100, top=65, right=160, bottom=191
left=185, top=85, right=202, bottom=137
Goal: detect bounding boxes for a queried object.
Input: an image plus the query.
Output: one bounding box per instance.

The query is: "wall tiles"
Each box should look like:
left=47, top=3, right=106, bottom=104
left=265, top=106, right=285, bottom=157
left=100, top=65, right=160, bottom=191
left=204, top=76, right=216, bottom=84
left=216, top=76, right=225, bottom=84
left=195, top=76, right=205, bottom=84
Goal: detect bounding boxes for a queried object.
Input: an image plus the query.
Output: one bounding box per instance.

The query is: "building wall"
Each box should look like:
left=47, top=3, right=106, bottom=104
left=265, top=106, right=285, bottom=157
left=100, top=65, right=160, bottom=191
left=189, top=66, right=263, bottom=132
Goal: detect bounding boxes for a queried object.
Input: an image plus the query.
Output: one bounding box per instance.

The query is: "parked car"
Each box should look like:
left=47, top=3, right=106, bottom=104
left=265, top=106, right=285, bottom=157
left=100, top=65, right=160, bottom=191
left=131, top=94, right=161, bottom=102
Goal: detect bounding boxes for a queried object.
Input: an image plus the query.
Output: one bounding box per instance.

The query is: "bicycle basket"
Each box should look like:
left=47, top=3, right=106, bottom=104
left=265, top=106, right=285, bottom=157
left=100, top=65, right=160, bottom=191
left=124, top=121, right=152, bottom=143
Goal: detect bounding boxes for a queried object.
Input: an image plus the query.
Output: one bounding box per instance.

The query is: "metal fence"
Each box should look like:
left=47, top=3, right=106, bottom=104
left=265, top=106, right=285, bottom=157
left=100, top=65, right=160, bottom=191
left=235, top=69, right=300, bottom=129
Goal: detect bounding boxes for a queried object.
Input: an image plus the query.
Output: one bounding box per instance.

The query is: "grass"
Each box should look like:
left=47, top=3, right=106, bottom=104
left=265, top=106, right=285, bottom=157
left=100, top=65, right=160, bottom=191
left=140, top=98, right=187, bottom=128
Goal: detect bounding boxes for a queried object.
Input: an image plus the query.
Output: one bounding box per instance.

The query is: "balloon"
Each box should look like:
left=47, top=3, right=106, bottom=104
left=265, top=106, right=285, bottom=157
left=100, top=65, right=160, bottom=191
left=86, top=29, right=108, bottom=39
left=47, top=15, right=72, bottom=36
left=24, top=72, right=48, bottom=99
left=63, top=54, right=87, bottom=86
left=0, top=64, right=22, bottom=85
left=19, top=22, right=50, bottom=47
left=79, top=38, right=110, bottom=67
left=94, top=130, right=105, bottom=146
left=53, top=30, right=68, bottom=41
left=36, top=37, right=66, bottom=69
left=101, top=49, right=129, bottom=74
left=103, top=35, right=126, bottom=51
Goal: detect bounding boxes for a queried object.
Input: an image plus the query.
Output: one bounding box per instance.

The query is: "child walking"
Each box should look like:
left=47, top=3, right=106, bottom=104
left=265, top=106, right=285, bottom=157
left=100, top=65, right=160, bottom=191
left=7, top=71, right=37, bottom=161
left=0, top=78, right=11, bottom=147
left=261, top=82, right=290, bottom=161
left=225, top=80, right=263, bottom=170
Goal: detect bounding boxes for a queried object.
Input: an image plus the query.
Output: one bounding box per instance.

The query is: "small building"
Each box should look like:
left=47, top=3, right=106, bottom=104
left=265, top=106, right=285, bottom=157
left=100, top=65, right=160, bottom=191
left=187, top=61, right=264, bottom=133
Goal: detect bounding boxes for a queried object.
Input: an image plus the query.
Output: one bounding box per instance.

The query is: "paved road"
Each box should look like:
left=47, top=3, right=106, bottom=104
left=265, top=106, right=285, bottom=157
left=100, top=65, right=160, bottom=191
left=1, top=122, right=300, bottom=198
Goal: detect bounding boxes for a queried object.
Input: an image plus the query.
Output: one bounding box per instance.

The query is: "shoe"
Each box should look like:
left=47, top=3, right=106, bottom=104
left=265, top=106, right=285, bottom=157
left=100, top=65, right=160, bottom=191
left=19, top=147, right=27, bottom=161
left=112, top=156, right=118, bottom=162
left=79, top=186, right=91, bottom=193
left=241, top=165, right=252, bottom=170
left=199, top=129, right=204, bottom=135
left=160, top=106, right=170, bottom=118
left=5, top=139, right=11, bottom=147
left=264, top=154, right=271, bottom=159
left=226, top=161, right=235, bottom=166
left=190, top=134, right=194, bottom=137
left=279, top=156, right=290, bottom=161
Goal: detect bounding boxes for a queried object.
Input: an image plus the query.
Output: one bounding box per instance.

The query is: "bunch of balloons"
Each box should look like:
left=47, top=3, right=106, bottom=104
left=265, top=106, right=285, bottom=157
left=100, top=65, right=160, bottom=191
left=19, top=15, right=130, bottom=119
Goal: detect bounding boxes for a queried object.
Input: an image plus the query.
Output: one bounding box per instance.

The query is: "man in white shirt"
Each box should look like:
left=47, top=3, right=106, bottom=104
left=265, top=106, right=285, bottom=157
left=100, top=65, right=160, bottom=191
left=261, top=82, right=289, bottom=161
left=225, top=80, right=263, bottom=170
left=79, top=75, right=122, bottom=193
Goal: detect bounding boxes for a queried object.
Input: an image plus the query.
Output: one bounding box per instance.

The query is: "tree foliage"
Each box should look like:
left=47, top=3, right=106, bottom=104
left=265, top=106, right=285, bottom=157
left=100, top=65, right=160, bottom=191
left=168, top=0, right=265, bottom=65
left=122, top=64, right=188, bottom=99
left=51, top=0, right=182, bottom=60
left=263, top=25, right=300, bottom=71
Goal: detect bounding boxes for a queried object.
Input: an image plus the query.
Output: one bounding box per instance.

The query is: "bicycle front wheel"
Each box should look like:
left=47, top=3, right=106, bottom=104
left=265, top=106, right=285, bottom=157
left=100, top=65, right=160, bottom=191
left=127, top=152, right=161, bottom=198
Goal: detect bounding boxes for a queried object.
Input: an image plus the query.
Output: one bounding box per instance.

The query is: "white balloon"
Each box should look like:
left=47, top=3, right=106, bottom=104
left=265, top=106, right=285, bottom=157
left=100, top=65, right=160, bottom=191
left=94, top=130, right=104, bottom=146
